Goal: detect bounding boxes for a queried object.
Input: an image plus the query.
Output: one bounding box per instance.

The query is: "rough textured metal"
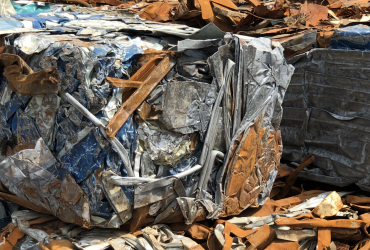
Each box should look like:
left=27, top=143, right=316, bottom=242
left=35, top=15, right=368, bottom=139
left=105, top=55, right=176, bottom=138
left=0, top=53, right=58, bottom=95
left=160, top=80, right=217, bottom=138
left=219, top=38, right=293, bottom=216
left=0, top=138, right=90, bottom=228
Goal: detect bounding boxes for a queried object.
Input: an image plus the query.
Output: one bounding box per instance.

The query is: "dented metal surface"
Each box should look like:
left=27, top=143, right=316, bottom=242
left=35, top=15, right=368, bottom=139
left=0, top=53, right=58, bottom=95
left=281, top=49, right=370, bottom=190
left=0, top=14, right=294, bottom=234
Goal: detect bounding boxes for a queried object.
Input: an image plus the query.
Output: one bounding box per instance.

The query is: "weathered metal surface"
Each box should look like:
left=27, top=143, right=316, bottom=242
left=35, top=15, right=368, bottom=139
left=217, top=38, right=293, bottom=217
left=100, top=170, right=132, bottom=225
left=0, top=54, right=58, bottom=95
left=160, top=80, right=217, bottom=138
left=105, top=55, right=176, bottom=138
left=0, top=138, right=90, bottom=228
left=317, top=228, right=331, bottom=250
left=282, top=49, right=370, bottom=189
left=275, top=218, right=364, bottom=228
left=246, top=224, right=276, bottom=250
left=0, top=26, right=293, bottom=232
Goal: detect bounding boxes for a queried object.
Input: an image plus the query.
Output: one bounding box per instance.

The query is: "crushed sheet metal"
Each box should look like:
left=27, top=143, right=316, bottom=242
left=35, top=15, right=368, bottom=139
left=0, top=53, right=58, bottom=95
left=220, top=38, right=294, bottom=216
left=282, top=49, right=370, bottom=190
left=0, top=138, right=90, bottom=228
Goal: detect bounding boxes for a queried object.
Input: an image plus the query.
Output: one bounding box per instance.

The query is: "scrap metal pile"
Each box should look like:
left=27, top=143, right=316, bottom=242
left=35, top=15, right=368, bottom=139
left=115, top=0, right=370, bottom=58
left=5, top=160, right=370, bottom=250
left=0, top=0, right=370, bottom=250
left=0, top=6, right=295, bottom=250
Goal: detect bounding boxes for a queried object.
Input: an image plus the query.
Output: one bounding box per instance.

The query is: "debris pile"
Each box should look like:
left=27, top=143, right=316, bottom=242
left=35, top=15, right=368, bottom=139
left=0, top=0, right=370, bottom=249
left=0, top=1, right=294, bottom=241
left=99, top=0, right=370, bottom=58
left=4, top=160, right=370, bottom=250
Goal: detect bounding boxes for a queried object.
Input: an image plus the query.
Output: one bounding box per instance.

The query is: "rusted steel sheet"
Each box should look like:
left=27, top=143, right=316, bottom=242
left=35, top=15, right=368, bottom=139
left=346, top=195, right=370, bottom=204
left=331, top=228, right=363, bottom=242
left=211, top=220, right=257, bottom=250
left=275, top=218, right=364, bottom=229
left=222, top=115, right=283, bottom=216
left=246, top=224, right=276, bottom=250
left=105, top=55, right=175, bottom=138
left=106, top=78, right=142, bottom=88
left=265, top=240, right=300, bottom=250
left=0, top=192, right=51, bottom=215
left=0, top=138, right=90, bottom=228
left=0, top=53, right=58, bottom=95
left=138, top=1, right=175, bottom=22
left=317, top=228, right=331, bottom=250
left=0, top=227, right=24, bottom=250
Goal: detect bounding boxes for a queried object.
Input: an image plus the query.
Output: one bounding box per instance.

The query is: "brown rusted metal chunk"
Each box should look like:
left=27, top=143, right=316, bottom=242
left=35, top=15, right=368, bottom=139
left=317, top=228, right=331, bottom=250
left=170, top=223, right=211, bottom=240
left=106, top=77, right=142, bottom=88
left=275, top=218, right=364, bottom=229
left=46, top=239, right=75, bottom=250
left=138, top=0, right=175, bottom=22
left=333, top=241, right=350, bottom=250
left=246, top=224, right=276, bottom=250
left=0, top=227, right=24, bottom=250
left=346, top=195, right=370, bottom=204
left=0, top=53, right=58, bottom=95
left=105, top=55, right=176, bottom=138
left=136, top=101, right=152, bottom=122
left=222, top=115, right=283, bottom=216
left=331, top=228, right=363, bottom=242
left=0, top=191, right=51, bottom=215
left=129, top=205, right=152, bottom=233
left=265, top=240, right=300, bottom=250
left=210, top=220, right=257, bottom=250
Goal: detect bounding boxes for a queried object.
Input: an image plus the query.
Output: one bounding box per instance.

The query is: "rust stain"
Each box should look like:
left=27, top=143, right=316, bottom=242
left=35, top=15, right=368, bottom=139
left=317, top=228, right=331, bottom=250
left=0, top=53, right=58, bottom=95
left=105, top=55, right=176, bottom=138
left=246, top=224, right=276, bottom=250
left=275, top=218, right=364, bottom=229
left=222, top=115, right=282, bottom=216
